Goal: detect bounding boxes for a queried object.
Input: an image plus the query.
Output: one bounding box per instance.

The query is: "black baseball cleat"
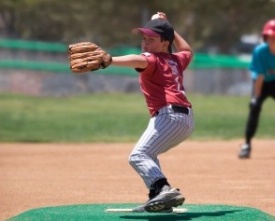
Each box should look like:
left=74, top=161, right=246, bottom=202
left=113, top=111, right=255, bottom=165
left=144, top=185, right=184, bottom=213
left=132, top=204, right=146, bottom=212
left=132, top=188, right=173, bottom=213
left=238, top=144, right=251, bottom=159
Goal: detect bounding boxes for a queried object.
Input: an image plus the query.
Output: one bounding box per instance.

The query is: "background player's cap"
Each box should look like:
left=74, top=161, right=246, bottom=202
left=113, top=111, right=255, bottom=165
left=262, top=19, right=275, bottom=41
left=132, top=19, right=175, bottom=43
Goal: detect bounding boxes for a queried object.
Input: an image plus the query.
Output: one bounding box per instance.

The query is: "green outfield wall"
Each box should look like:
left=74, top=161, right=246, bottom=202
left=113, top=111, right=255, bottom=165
left=0, top=38, right=250, bottom=75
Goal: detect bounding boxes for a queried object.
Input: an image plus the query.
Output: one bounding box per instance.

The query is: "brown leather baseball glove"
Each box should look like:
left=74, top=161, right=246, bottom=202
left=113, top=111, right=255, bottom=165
left=68, top=42, right=112, bottom=73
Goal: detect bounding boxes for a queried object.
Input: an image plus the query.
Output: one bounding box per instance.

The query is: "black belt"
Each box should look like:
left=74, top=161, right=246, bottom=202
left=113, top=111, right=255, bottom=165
left=155, top=105, right=189, bottom=116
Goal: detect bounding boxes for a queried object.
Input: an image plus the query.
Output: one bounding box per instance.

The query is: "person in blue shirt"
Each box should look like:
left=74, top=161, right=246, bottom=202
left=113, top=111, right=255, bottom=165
left=239, top=19, right=275, bottom=158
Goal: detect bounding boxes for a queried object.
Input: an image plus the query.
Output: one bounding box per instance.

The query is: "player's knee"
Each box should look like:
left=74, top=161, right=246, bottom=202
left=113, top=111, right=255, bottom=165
left=128, top=152, right=138, bottom=166
left=128, top=151, right=146, bottom=167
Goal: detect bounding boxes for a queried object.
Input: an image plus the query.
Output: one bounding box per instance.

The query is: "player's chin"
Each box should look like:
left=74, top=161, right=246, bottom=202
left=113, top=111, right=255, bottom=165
left=142, top=47, right=148, bottom=53
left=142, top=48, right=155, bottom=53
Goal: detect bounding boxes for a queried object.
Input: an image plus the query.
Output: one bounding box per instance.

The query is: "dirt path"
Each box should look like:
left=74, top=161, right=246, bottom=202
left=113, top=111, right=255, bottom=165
left=1, top=139, right=274, bottom=220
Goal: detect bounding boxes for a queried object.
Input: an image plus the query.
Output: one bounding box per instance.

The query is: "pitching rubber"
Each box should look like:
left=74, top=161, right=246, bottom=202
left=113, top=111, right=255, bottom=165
left=105, top=208, right=188, bottom=213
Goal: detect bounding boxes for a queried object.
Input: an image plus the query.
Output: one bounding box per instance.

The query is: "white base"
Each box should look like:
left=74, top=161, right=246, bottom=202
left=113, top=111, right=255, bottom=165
left=105, top=208, right=188, bottom=213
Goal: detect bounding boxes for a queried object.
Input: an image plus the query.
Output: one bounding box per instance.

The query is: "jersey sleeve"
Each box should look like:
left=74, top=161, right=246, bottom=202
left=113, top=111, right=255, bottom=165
left=173, top=51, right=193, bottom=70
left=135, top=52, right=157, bottom=75
left=249, top=46, right=264, bottom=79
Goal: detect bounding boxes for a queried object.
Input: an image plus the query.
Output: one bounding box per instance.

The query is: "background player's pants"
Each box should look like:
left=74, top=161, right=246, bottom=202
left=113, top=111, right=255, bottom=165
left=244, top=80, right=275, bottom=144
left=129, top=105, right=194, bottom=189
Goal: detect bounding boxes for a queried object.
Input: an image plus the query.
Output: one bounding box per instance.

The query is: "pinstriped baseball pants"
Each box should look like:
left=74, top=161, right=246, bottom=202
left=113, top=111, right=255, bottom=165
left=128, top=105, right=194, bottom=189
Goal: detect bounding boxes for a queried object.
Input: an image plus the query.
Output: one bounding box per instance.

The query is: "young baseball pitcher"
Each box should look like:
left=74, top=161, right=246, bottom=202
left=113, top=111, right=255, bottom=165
left=69, top=12, right=194, bottom=213
left=239, top=19, right=275, bottom=159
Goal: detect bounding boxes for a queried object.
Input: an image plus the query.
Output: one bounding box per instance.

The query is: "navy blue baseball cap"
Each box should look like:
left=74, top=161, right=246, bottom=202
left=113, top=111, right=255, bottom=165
left=132, top=19, right=175, bottom=43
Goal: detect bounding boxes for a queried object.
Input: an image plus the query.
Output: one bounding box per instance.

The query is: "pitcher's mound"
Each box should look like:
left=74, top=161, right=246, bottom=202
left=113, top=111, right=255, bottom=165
left=7, top=203, right=275, bottom=221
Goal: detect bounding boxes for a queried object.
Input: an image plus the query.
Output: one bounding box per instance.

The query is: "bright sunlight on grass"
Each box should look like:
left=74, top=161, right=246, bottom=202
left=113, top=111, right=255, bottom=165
left=0, top=93, right=274, bottom=142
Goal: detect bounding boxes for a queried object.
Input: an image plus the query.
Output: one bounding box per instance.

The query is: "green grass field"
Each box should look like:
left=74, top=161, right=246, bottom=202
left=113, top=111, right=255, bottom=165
left=0, top=93, right=274, bottom=142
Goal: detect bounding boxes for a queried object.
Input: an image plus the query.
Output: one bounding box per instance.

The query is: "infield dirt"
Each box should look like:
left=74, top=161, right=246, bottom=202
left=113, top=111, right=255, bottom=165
left=1, top=139, right=274, bottom=220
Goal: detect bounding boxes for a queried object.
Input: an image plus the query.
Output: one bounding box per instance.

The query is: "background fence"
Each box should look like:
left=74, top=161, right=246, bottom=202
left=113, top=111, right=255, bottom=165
left=0, top=38, right=252, bottom=96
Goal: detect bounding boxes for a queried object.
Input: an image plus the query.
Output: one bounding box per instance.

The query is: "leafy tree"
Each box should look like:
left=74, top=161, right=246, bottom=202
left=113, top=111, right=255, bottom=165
left=0, top=0, right=274, bottom=53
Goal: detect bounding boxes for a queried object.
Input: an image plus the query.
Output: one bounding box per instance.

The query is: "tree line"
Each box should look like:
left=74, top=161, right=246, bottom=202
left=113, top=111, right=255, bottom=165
left=0, top=0, right=274, bottom=54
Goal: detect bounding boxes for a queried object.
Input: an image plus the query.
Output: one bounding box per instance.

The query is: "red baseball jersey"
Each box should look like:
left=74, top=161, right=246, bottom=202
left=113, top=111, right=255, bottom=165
left=137, top=51, right=192, bottom=116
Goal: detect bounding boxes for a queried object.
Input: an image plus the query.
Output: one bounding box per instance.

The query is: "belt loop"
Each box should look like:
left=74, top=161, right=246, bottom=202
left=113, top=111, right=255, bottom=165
left=168, top=104, right=173, bottom=114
